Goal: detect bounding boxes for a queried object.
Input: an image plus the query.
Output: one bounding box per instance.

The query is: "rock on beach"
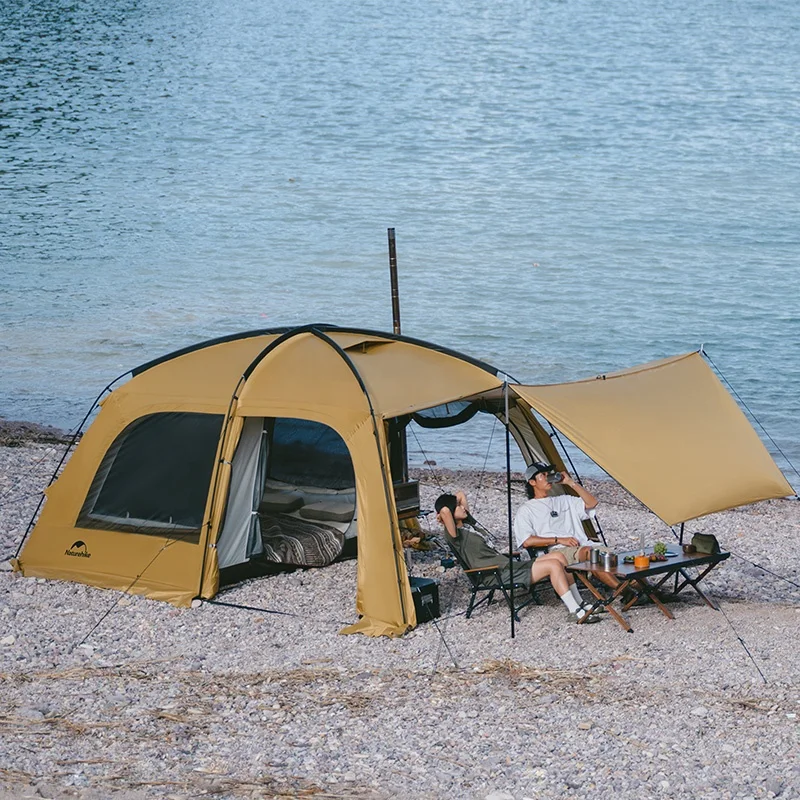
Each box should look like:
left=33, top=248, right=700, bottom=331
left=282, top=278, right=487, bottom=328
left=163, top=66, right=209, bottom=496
left=1, top=436, right=799, bottom=800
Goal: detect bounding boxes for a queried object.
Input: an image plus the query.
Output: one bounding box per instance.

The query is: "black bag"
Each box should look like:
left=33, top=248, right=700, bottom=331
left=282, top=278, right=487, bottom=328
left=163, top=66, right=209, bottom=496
left=409, top=576, right=440, bottom=622
left=691, top=533, right=720, bottom=555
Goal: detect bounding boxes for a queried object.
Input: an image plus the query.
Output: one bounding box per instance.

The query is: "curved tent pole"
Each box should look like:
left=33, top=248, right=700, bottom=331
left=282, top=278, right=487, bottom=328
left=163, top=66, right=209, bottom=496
left=219, top=324, right=412, bottom=628
left=306, top=329, right=412, bottom=629
left=132, top=323, right=501, bottom=380
left=196, top=373, right=248, bottom=592
left=196, top=326, right=334, bottom=598
left=15, top=370, right=131, bottom=559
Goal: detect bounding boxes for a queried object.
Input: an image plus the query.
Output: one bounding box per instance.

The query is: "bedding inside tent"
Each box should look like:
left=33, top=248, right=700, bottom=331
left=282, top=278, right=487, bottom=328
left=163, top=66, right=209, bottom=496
left=216, top=417, right=357, bottom=571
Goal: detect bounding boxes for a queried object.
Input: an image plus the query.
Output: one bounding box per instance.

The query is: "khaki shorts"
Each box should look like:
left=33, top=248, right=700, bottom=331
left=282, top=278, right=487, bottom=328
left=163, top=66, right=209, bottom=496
left=553, top=545, right=581, bottom=564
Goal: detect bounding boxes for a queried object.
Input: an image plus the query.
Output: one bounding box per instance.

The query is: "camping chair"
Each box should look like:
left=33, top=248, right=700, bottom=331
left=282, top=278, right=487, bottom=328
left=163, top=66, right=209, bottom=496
left=445, top=537, right=540, bottom=623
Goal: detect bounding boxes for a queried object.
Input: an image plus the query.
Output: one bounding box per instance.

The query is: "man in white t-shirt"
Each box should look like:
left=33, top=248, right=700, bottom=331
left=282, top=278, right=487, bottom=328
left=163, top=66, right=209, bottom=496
left=514, top=462, right=597, bottom=562
left=515, top=462, right=619, bottom=590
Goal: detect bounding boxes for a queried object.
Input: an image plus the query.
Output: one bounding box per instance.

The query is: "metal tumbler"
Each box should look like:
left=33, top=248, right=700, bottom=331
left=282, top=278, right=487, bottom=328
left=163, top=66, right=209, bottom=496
left=601, top=552, right=618, bottom=571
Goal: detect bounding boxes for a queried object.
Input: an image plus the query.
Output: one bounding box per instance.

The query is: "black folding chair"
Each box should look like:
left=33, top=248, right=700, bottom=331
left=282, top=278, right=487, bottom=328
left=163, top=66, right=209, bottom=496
left=446, top=538, right=541, bottom=623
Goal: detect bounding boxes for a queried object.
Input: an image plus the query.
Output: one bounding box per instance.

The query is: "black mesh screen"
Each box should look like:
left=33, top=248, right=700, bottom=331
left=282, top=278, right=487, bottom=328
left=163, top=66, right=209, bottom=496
left=77, top=412, right=224, bottom=539
left=412, top=401, right=480, bottom=429
left=267, top=418, right=354, bottom=489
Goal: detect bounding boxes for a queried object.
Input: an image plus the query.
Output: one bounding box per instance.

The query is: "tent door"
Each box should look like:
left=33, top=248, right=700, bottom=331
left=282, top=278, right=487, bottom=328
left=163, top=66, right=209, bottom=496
left=217, top=417, right=267, bottom=569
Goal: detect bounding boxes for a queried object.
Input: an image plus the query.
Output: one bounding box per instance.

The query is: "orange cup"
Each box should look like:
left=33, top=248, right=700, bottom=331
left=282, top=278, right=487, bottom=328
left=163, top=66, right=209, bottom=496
left=633, top=555, right=651, bottom=569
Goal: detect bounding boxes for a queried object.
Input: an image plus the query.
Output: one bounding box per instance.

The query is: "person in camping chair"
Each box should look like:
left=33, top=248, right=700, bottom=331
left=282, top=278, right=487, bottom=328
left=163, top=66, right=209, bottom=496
left=514, top=462, right=619, bottom=592
left=435, top=491, right=600, bottom=624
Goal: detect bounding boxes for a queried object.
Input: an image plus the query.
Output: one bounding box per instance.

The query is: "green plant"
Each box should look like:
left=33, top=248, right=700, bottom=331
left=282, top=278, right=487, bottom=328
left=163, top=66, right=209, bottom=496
left=653, top=541, right=667, bottom=556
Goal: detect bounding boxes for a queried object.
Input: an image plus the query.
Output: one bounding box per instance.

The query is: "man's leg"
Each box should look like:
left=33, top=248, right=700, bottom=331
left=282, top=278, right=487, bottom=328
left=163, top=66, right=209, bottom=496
left=535, top=551, right=581, bottom=594
left=530, top=560, right=598, bottom=622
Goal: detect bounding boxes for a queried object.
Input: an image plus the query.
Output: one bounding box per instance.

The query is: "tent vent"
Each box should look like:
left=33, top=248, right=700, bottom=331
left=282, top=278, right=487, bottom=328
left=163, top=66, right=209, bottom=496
left=343, top=339, right=391, bottom=354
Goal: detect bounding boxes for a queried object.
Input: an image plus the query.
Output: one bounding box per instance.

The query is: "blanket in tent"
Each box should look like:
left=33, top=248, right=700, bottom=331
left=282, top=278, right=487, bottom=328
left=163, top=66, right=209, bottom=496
left=258, top=513, right=345, bottom=568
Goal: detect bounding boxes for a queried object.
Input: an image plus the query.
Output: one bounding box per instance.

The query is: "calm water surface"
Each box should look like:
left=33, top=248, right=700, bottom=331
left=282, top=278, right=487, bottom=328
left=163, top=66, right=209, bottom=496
left=2, top=0, right=799, bottom=477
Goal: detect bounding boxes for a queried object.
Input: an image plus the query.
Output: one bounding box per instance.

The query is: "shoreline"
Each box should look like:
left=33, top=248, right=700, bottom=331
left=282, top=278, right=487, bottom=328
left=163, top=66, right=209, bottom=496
left=0, top=418, right=72, bottom=448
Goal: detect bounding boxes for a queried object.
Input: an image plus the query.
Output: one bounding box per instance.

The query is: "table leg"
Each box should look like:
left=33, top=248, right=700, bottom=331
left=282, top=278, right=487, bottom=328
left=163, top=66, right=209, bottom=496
left=631, top=578, right=675, bottom=620
left=574, top=572, right=633, bottom=633
left=674, top=565, right=719, bottom=609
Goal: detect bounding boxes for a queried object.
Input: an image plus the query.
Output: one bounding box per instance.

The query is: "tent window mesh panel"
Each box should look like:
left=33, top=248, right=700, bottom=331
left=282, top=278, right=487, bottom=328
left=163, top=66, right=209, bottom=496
left=267, top=418, right=354, bottom=489
left=77, top=412, right=224, bottom=540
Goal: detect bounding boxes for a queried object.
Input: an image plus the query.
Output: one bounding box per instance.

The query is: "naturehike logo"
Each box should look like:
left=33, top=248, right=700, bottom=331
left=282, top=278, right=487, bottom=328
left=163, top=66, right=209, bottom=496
left=65, top=540, right=91, bottom=558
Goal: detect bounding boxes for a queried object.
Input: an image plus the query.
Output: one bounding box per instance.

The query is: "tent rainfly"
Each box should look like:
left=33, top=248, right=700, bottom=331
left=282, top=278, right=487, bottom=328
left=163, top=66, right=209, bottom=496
left=13, top=326, right=793, bottom=637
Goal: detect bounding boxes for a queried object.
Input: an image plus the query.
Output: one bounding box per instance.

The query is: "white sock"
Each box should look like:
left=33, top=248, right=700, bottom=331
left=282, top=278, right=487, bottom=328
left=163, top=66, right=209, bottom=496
left=560, top=591, right=582, bottom=614
left=569, top=583, right=583, bottom=605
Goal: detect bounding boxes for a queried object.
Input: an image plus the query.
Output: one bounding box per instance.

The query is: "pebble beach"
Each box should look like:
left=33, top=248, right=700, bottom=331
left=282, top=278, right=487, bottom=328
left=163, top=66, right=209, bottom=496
left=1, top=426, right=799, bottom=800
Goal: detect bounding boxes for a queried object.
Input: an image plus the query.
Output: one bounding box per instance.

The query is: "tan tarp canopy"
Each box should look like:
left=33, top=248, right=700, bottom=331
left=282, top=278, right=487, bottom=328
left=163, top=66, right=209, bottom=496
left=514, top=351, right=793, bottom=525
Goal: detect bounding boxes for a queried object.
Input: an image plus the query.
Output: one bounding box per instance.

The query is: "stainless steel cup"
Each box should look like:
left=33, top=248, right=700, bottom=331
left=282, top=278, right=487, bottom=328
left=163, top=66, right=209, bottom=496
left=590, top=548, right=601, bottom=566
left=601, top=552, right=618, bottom=571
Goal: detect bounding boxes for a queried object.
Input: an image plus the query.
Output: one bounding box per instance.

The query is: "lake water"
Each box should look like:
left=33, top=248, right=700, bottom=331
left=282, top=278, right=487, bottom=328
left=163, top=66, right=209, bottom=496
left=2, top=0, right=799, bottom=480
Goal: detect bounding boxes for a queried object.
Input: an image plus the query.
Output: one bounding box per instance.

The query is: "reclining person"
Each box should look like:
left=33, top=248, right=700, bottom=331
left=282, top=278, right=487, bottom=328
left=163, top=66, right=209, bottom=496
left=435, top=491, right=600, bottom=623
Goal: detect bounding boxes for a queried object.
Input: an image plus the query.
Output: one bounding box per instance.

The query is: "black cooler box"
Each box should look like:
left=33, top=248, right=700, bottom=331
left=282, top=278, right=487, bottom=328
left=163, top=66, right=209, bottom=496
left=409, top=576, right=440, bottom=623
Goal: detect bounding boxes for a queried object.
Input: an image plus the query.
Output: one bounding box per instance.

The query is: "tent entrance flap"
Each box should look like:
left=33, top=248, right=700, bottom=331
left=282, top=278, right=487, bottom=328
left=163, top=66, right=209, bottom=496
left=217, top=417, right=267, bottom=569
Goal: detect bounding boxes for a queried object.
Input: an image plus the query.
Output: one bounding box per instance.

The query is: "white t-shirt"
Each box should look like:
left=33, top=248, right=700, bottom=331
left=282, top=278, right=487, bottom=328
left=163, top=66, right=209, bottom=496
left=514, top=494, right=595, bottom=551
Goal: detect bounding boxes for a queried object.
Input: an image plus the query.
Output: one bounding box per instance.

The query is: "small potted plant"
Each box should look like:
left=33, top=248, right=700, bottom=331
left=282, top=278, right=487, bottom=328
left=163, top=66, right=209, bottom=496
left=651, top=541, right=668, bottom=562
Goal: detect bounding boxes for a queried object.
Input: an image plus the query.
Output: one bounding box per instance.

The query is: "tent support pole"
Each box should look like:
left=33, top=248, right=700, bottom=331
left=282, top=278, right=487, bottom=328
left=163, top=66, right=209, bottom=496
left=15, top=373, right=128, bottom=559
left=674, top=523, right=686, bottom=593
left=505, top=382, right=515, bottom=639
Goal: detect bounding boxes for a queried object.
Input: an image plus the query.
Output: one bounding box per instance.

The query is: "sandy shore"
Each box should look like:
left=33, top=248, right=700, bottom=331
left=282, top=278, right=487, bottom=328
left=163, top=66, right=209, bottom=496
left=1, top=433, right=799, bottom=800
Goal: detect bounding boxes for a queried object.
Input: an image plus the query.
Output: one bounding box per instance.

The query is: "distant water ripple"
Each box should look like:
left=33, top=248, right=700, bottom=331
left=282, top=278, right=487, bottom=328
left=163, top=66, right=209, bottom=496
left=1, top=0, right=798, bottom=478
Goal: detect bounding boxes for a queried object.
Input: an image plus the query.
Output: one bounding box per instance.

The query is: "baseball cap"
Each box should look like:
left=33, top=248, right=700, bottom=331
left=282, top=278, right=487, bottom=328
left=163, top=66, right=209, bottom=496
left=525, top=462, right=555, bottom=481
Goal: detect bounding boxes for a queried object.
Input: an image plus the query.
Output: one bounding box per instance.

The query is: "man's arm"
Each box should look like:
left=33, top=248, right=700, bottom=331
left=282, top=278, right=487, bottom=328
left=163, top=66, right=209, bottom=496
left=515, top=505, right=578, bottom=550
left=562, top=472, right=598, bottom=511
left=520, top=533, right=579, bottom=548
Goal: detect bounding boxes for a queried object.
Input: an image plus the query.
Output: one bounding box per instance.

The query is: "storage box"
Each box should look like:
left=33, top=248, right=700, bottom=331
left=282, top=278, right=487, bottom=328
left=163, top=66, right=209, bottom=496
left=393, top=480, right=420, bottom=520
left=409, top=576, right=440, bottom=623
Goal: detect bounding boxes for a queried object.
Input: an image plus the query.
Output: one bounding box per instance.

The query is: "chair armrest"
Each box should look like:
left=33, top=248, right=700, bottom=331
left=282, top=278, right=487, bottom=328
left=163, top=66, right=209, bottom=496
left=464, top=565, right=502, bottom=574
left=525, top=545, right=550, bottom=561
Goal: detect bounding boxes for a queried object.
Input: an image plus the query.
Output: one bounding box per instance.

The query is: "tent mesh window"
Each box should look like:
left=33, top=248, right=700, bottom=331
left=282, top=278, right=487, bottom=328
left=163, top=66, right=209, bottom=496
left=267, top=418, right=354, bottom=489
left=77, top=412, right=224, bottom=540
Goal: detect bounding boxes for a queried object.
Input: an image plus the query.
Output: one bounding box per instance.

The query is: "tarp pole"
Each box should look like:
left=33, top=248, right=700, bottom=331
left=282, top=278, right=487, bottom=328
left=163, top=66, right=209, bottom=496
left=505, top=382, right=515, bottom=639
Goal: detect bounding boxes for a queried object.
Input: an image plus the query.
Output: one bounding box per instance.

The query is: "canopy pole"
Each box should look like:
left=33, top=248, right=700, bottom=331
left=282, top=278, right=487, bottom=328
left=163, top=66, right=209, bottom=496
left=505, top=382, right=515, bottom=639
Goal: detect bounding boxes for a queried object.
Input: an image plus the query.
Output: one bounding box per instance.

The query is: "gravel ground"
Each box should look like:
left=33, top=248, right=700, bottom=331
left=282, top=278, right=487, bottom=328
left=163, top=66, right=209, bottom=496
left=1, top=438, right=799, bottom=800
